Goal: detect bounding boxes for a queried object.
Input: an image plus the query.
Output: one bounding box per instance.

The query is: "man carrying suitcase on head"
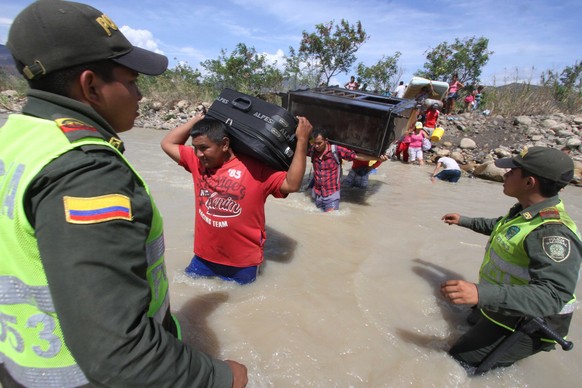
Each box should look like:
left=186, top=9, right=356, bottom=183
left=161, top=114, right=312, bottom=284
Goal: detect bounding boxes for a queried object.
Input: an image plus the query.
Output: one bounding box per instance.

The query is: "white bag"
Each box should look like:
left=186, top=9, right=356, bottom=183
left=422, top=138, right=432, bottom=151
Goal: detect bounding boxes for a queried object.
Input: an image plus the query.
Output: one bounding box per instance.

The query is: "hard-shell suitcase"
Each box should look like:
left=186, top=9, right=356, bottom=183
left=206, top=88, right=298, bottom=171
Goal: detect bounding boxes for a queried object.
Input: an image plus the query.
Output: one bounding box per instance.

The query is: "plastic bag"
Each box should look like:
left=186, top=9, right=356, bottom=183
left=422, top=138, right=432, bottom=151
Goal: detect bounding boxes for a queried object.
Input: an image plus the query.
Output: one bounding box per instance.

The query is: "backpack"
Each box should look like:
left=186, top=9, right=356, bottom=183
left=309, top=144, right=343, bottom=185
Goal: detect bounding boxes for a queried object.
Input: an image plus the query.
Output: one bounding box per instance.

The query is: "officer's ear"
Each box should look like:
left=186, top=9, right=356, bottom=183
left=77, top=70, right=103, bottom=106
left=525, top=175, right=536, bottom=189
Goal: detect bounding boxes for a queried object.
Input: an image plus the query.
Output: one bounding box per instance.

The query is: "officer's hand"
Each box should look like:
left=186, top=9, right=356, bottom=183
left=440, top=280, right=478, bottom=305
left=441, top=213, right=461, bottom=225
left=295, top=116, right=313, bottom=141
left=225, top=360, right=248, bottom=388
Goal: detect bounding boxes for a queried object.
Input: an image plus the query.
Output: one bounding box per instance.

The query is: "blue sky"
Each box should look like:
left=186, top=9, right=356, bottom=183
left=1, top=0, right=581, bottom=88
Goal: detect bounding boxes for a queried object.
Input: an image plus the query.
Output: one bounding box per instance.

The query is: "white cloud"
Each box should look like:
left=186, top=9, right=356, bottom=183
left=262, top=49, right=286, bottom=69
left=120, top=25, right=164, bottom=55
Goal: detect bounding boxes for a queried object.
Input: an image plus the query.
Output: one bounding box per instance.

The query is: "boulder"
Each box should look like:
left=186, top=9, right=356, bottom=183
left=176, top=100, right=190, bottom=112
left=541, top=119, right=558, bottom=129
left=451, top=151, right=465, bottom=163
left=460, top=138, right=477, bottom=149
left=514, top=116, right=533, bottom=126
left=473, top=161, right=505, bottom=182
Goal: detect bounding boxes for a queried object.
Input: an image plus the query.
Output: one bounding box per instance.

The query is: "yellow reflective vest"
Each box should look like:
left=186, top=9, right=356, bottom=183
left=0, top=114, right=171, bottom=387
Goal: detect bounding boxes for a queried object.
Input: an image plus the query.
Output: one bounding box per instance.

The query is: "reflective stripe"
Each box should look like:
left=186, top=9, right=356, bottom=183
left=154, top=293, right=170, bottom=324
left=559, top=299, right=576, bottom=315
left=480, top=309, right=516, bottom=332
left=0, top=351, right=88, bottom=388
left=490, top=248, right=530, bottom=281
left=0, top=276, right=55, bottom=313
left=146, top=234, right=165, bottom=266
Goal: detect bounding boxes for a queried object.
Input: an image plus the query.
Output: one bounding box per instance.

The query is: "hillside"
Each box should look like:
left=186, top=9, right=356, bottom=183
left=0, top=44, right=18, bottom=75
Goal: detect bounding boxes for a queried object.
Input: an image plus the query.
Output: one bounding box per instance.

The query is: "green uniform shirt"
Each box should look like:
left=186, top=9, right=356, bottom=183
left=1, top=89, right=232, bottom=387
left=458, top=196, right=582, bottom=318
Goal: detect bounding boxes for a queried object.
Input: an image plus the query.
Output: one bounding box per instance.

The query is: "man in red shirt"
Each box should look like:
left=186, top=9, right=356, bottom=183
left=161, top=114, right=312, bottom=284
left=309, top=128, right=387, bottom=211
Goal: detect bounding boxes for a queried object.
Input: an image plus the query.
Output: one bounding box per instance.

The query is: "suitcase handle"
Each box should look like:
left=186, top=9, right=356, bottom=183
left=232, top=97, right=252, bottom=113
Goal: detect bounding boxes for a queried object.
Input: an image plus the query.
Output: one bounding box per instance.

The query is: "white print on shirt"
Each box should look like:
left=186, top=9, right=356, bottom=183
left=198, top=168, right=245, bottom=225
left=228, top=168, right=242, bottom=179
left=199, top=208, right=229, bottom=227
left=205, top=192, right=242, bottom=218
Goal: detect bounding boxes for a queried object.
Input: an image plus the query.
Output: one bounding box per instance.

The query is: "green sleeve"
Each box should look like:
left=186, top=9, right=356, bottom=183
left=458, top=215, right=502, bottom=235
left=28, top=148, right=233, bottom=387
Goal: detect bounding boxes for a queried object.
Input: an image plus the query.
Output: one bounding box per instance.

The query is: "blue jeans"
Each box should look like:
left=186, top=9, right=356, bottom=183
left=435, top=169, right=461, bottom=182
left=185, top=255, right=258, bottom=285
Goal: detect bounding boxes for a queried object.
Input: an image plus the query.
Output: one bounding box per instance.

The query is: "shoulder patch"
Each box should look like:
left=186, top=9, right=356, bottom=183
left=64, top=194, right=132, bottom=224
left=539, top=207, right=561, bottom=220
left=55, top=118, right=98, bottom=134
left=542, top=236, right=571, bottom=262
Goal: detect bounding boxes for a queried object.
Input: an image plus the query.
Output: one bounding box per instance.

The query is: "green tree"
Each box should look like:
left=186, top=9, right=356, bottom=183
left=299, top=19, right=368, bottom=86
left=416, top=36, right=493, bottom=85
left=540, top=60, right=582, bottom=113
left=284, top=46, right=323, bottom=90
left=201, top=43, right=283, bottom=95
left=356, top=52, right=402, bottom=93
left=138, top=60, right=204, bottom=102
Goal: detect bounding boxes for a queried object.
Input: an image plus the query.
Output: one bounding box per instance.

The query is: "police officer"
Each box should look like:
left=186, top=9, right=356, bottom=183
left=0, top=1, right=247, bottom=387
left=440, top=147, right=581, bottom=372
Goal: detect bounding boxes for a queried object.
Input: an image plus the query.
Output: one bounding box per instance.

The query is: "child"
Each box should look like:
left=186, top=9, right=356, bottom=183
left=394, top=132, right=411, bottom=162
left=473, top=85, right=484, bottom=111
left=464, top=89, right=476, bottom=112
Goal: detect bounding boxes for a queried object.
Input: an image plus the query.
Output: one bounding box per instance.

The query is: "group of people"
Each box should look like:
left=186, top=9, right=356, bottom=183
left=394, top=74, right=485, bottom=115
left=1, top=1, right=580, bottom=386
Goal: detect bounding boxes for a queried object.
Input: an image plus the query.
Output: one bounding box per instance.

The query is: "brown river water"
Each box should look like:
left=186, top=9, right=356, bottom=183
left=120, top=126, right=582, bottom=387
left=2, top=111, right=581, bottom=387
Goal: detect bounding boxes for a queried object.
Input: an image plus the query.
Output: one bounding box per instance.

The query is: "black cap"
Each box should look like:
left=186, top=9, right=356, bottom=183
left=494, top=146, right=574, bottom=185
left=7, top=0, right=168, bottom=80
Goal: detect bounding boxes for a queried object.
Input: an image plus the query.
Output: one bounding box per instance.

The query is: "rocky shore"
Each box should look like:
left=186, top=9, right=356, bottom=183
left=2, top=91, right=581, bottom=185
left=431, top=111, right=582, bottom=184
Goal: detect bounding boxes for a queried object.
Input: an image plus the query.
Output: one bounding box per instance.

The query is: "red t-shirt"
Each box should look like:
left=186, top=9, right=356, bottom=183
left=425, top=109, right=440, bottom=129
left=179, top=145, right=287, bottom=267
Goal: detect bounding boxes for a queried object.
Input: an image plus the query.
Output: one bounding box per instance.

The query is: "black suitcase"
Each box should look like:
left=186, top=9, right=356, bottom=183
left=206, top=88, right=298, bottom=171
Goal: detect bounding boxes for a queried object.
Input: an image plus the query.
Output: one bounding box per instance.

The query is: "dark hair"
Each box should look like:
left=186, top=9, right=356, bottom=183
left=520, top=169, right=566, bottom=197
left=312, top=128, right=329, bottom=140
left=27, top=60, right=118, bottom=97
left=190, top=117, right=229, bottom=144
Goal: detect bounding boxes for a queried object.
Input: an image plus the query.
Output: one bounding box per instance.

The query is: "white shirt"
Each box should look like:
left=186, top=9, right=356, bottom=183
left=438, top=157, right=460, bottom=170
left=395, top=84, right=406, bottom=98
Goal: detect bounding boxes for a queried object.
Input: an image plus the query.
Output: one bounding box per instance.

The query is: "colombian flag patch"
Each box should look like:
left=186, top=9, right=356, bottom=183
left=55, top=118, right=98, bottom=133
left=64, top=194, right=132, bottom=224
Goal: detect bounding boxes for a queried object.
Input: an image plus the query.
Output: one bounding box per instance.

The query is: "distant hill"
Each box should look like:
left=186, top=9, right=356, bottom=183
left=0, top=44, right=20, bottom=76
left=494, top=82, right=544, bottom=92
